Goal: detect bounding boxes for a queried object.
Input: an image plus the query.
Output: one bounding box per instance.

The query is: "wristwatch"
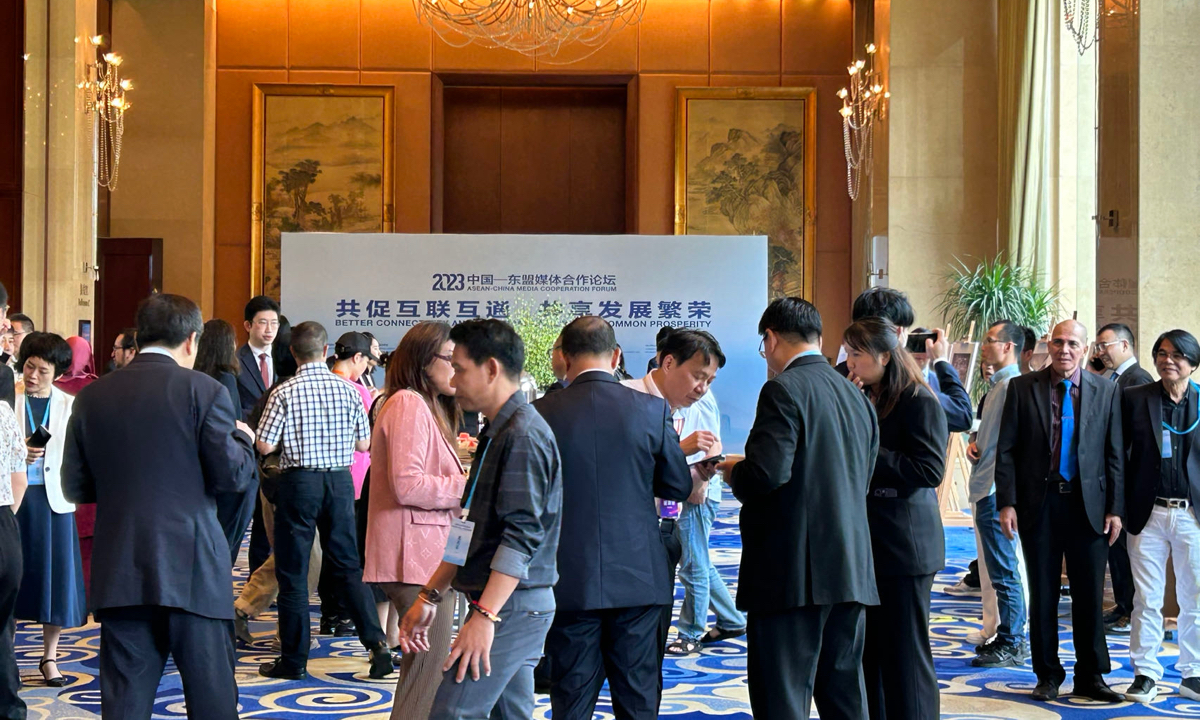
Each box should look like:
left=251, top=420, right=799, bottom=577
left=419, top=587, right=445, bottom=605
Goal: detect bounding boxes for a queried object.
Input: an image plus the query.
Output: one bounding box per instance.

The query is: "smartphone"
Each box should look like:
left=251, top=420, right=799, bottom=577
left=689, top=454, right=726, bottom=467
left=905, top=332, right=937, bottom=354
left=27, top=425, right=51, bottom=449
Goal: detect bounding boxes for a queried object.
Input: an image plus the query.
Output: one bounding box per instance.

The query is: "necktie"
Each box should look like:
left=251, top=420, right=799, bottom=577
left=1111, top=372, right=1119, bottom=383
left=259, top=353, right=270, bottom=389
left=1058, top=378, right=1078, bottom=481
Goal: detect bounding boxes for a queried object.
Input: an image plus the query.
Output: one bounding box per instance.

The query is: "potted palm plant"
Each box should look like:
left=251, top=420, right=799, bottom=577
left=936, top=254, right=1062, bottom=344
left=507, top=299, right=573, bottom=393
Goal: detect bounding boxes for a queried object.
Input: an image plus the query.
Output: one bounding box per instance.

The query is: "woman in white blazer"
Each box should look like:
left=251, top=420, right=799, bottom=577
left=14, top=333, right=86, bottom=687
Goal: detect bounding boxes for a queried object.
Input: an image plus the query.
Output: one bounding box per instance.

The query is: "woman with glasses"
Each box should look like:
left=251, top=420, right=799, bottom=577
left=1120, top=329, right=1200, bottom=703
left=364, top=322, right=466, bottom=720
left=843, top=317, right=948, bottom=720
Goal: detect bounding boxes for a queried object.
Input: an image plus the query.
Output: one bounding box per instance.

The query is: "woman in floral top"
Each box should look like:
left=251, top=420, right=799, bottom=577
left=0, top=398, right=29, bottom=715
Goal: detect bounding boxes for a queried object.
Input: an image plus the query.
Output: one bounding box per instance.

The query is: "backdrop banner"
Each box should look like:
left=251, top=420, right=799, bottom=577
left=282, top=232, right=769, bottom=451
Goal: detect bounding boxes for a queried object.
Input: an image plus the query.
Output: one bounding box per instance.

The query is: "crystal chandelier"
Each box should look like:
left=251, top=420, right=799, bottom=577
left=1064, top=0, right=1098, bottom=54
left=412, top=0, right=645, bottom=60
left=839, top=43, right=888, bottom=201
left=79, top=35, right=133, bottom=190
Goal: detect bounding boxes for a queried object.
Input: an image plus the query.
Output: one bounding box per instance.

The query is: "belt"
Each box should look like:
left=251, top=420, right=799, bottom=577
left=1155, top=497, right=1191, bottom=509
left=1052, top=481, right=1075, bottom=494
left=659, top=518, right=677, bottom=528
left=872, top=488, right=898, bottom=498
left=289, top=466, right=350, bottom=473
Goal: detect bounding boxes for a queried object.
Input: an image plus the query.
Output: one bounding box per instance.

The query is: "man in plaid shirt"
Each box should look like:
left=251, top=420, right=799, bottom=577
left=255, top=321, right=393, bottom=681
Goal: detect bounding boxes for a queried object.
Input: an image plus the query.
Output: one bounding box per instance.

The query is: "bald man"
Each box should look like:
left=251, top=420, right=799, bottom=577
left=995, top=320, right=1125, bottom=703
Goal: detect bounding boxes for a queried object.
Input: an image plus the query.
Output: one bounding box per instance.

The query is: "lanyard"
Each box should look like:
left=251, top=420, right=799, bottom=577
left=1161, top=381, right=1200, bottom=436
left=25, top=395, right=49, bottom=438
left=461, top=438, right=491, bottom=515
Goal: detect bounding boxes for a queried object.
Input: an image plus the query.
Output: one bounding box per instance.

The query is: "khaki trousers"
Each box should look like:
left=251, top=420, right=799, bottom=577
left=235, top=490, right=322, bottom=618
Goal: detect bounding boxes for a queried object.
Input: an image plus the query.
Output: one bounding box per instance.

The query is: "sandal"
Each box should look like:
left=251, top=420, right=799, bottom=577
left=700, top=626, right=747, bottom=645
left=665, top=638, right=700, bottom=656
left=39, top=657, right=67, bottom=688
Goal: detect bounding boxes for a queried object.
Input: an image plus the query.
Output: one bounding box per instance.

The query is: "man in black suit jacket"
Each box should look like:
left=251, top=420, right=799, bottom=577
left=718, top=298, right=880, bottom=720
left=996, top=319, right=1125, bottom=703
left=1093, top=322, right=1154, bottom=631
left=62, top=294, right=257, bottom=720
left=534, top=316, right=691, bottom=719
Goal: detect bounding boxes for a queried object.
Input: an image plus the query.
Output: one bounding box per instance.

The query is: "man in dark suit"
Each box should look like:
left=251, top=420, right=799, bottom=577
left=996, top=319, right=1125, bottom=703
left=237, top=295, right=280, bottom=576
left=0, top=282, right=16, bottom=409
left=717, top=297, right=880, bottom=720
left=61, top=293, right=257, bottom=719
left=841, top=288, right=973, bottom=432
left=1093, top=322, right=1154, bottom=631
left=534, top=316, right=692, bottom=719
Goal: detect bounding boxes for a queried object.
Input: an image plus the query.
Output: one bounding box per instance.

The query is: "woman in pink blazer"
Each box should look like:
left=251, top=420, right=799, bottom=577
left=364, top=322, right=465, bottom=720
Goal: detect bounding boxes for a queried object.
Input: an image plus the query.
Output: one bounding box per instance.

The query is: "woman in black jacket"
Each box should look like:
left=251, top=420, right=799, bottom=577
left=844, top=317, right=949, bottom=720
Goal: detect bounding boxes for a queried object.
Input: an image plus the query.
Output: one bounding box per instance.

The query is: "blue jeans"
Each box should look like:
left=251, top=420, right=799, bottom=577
left=974, top=494, right=1027, bottom=645
left=677, top=498, right=745, bottom=642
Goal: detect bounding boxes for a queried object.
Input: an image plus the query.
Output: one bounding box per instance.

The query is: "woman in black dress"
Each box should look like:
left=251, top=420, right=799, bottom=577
left=844, top=317, right=949, bottom=720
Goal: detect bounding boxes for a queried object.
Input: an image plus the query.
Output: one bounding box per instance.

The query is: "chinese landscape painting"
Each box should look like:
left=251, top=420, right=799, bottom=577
left=675, top=88, right=816, bottom=300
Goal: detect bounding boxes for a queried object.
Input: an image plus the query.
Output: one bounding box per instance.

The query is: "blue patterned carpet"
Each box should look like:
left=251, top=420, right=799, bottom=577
left=14, top=494, right=1199, bottom=718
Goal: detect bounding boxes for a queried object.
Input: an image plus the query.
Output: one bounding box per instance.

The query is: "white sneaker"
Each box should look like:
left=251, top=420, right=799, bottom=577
left=945, top=580, right=981, bottom=597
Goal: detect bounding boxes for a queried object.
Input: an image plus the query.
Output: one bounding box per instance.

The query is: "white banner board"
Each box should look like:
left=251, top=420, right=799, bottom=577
left=281, top=233, right=768, bottom=451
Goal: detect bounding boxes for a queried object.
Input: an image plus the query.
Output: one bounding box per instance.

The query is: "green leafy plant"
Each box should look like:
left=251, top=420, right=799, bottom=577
left=507, top=299, right=573, bottom=389
left=936, top=255, right=1063, bottom=343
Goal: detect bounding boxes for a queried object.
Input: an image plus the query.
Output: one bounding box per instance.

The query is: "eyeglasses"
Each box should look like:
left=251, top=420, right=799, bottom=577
left=982, top=337, right=1006, bottom=346
left=433, top=353, right=453, bottom=364
left=1154, top=350, right=1188, bottom=364
left=253, top=319, right=280, bottom=329
left=758, top=337, right=766, bottom=359
left=547, top=345, right=561, bottom=358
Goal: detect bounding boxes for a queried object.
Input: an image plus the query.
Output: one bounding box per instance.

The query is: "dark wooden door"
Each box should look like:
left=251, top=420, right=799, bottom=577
left=442, top=87, right=627, bottom=234
left=95, top=237, right=162, bottom=373
left=0, top=1, right=24, bottom=306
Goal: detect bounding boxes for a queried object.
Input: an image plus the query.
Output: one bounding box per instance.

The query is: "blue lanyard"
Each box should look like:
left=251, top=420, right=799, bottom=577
left=1161, top=381, right=1200, bottom=436
left=462, top=440, right=491, bottom=512
left=25, top=396, right=49, bottom=438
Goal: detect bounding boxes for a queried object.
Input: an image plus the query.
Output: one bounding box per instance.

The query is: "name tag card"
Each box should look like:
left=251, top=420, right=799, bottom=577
left=1163, top=430, right=1173, bottom=459
left=443, top=519, right=475, bottom=566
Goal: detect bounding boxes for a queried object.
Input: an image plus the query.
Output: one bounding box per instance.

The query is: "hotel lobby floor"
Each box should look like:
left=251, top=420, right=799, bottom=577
left=14, top=496, right=1197, bottom=718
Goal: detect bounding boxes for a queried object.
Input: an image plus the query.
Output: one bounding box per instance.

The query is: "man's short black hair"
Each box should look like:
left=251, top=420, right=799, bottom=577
left=1021, top=326, right=1037, bottom=355
left=449, top=319, right=525, bottom=381
left=1099, top=322, right=1136, bottom=348
left=1153, top=329, right=1200, bottom=367
left=18, top=332, right=73, bottom=377
left=10, top=313, right=34, bottom=333
left=116, top=328, right=138, bottom=351
left=560, top=316, right=617, bottom=358
left=661, top=329, right=726, bottom=369
left=990, top=320, right=1025, bottom=355
left=0, top=281, right=8, bottom=308
left=851, top=288, right=915, bottom=328
left=290, top=321, right=328, bottom=362
left=758, top=297, right=822, bottom=345
left=244, top=295, right=280, bottom=323
left=655, top=326, right=675, bottom=353
left=137, top=294, right=203, bottom=349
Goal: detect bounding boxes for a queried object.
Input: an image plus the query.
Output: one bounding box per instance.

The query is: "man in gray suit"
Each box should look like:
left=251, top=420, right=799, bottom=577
left=63, top=294, right=257, bottom=720
left=718, top=297, right=880, bottom=720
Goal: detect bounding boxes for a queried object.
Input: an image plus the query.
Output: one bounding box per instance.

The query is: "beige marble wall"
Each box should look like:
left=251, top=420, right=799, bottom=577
left=887, top=0, right=1000, bottom=329
left=22, top=0, right=98, bottom=337
left=1137, top=0, right=1200, bottom=355
left=109, top=0, right=215, bottom=314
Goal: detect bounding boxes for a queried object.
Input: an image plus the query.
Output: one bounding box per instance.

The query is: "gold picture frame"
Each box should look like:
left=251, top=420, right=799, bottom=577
left=251, top=84, right=395, bottom=299
left=674, top=87, right=817, bottom=300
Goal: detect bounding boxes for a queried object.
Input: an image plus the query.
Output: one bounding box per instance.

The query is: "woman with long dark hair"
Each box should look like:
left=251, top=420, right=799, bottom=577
left=844, top=317, right=948, bottom=720
left=364, top=322, right=465, bottom=720
left=195, top=319, right=242, bottom=419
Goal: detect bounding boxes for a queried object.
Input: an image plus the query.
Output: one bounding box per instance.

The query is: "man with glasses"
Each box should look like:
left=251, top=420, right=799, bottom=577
left=237, top=295, right=281, bottom=418
left=1092, top=323, right=1154, bottom=634
left=111, top=328, right=137, bottom=371
left=544, top=333, right=568, bottom=395
left=996, top=319, right=1126, bottom=703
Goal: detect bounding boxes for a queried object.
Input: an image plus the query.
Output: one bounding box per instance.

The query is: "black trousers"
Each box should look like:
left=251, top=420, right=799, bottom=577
left=656, top=518, right=682, bottom=698
left=546, top=604, right=662, bottom=720
left=747, top=602, right=868, bottom=720
left=0, top=508, right=25, bottom=720
left=215, top=484, right=258, bottom=567
left=1108, top=530, right=1135, bottom=616
left=863, top=574, right=938, bottom=720
left=247, top=491, right=271, bottom=575
left=273, top=468, right=385, bottom=671
left=1020, top=486, right=1110, bottom=684
left=96, top=605, right=238, bottom=720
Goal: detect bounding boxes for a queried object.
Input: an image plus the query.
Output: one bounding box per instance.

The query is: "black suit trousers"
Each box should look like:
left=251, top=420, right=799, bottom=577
left=273, top=469, right=384, bottom=671
left=747, top=602, right=868, bottom=720
left=96, top=605, right=238, bottom=720
left=656, top=518, right=682, bottom=697
left=863, top=573, right=939, bottom=720
left=0, top=509, right=25, bottom=720
left=1020, top=486, right=1111, bottom=683
left=247, top=491, right=271, bottom=575
left=546, top=604, right=663, bottom=720
left=1108, top=531, right=1135, bottom=616
left=215, top=485, right=258, bottom=567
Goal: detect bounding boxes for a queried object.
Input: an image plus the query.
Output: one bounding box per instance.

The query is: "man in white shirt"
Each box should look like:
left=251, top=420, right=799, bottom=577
left=623, top=329, right=745, bottom=658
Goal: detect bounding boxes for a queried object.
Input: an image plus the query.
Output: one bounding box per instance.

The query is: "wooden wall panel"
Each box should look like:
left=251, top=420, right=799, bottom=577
left=710, top=0, right=782, bottom=75
left=443, top=88, right=503, bottom=233
left=362, top=71, right=434, bottom=232
left=288, top=0, right=360, bottom=70
left=361, top=0, right=432, bottom=71
left=636, top=74, right=704, bottom=234
left=0, top=0, right=22, bottom=305
left=216, top=0, right=288, bottom=68
left=783, top=0, right=853, bottom=76
left=639, top=0, right=709, bottom=73
left=568, top=91, right=627, bottom=234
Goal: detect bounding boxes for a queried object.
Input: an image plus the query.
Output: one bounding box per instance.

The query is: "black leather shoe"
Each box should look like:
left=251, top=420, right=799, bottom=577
left=368, top=645, right=395, bottom=679
left=1031, top=678, right=1060, bottom=701
left=258, top=658, right=307, bottom=680
left=234, top=613, right=255, bottom=646
left=1073, top=676, right=1122, bottom=703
